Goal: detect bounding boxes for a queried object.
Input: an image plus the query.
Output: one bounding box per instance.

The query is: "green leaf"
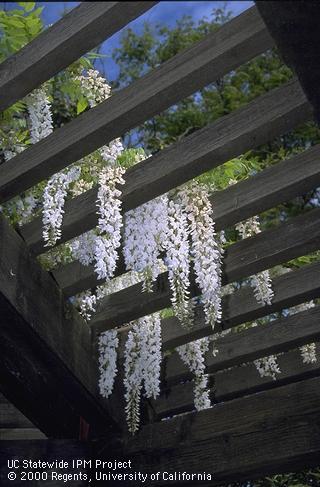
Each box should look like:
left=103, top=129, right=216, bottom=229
left=18, top=2, right=36, bottom=12
left=76, top=97, right=88, bottom=115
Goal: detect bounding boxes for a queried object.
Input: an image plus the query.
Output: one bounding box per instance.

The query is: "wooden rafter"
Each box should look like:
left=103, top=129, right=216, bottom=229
left=0, top=2, right=157, bottom=111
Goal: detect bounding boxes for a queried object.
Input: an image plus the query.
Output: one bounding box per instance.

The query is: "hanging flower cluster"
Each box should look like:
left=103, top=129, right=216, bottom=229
left=124, top=313, right=162, bottom=434
left=98, top=329, right=119, bottom=398
left=94, top=165, right=125, bottom=280
left=123, top=195, right=169, bottom=292
left=177, top=337, right=211, bottom=411
left=288, top=301, right=317, bottom=364
left=179, top=182, right=222, bottom=329
left=27, top=87, right=53, bottom=143
left=164, top=199, right=192, bottom=328
left=42, top=166, right=81, bottom=246
left=77, top=69, right=111, bottom=108
left=254, top=354, right=281, bottom=380
left=236, top=216, right=274, bottom=305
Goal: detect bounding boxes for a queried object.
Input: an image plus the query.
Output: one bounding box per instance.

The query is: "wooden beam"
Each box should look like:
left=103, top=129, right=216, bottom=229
left=164, top=306, right=320, bottom=386
left=0, top=215, right=119, bottom=437
left=0, top=7, right=274, bottom=203
left=0, top=394, right=34, bottom=429
left=20, top=78, right=312, bottom=256
left=257, top=1, right=320, bottom=123
left=91, top=208, right=320, bottom=333
left=160, top=260, right=320, bottom=351
left=52, top=143, right=320, bottom=297
left=153, top=346, right=320, bottom=418
left=0, top=2, right=158, bottom=111
left=97, top=377, right=320, bottom=485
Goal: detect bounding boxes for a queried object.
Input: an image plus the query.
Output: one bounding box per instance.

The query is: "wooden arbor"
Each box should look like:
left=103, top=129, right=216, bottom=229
left=1, top=1, right=320, bottom=485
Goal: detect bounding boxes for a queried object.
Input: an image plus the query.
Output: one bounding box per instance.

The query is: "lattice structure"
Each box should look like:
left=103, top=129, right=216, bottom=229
left=0, top=2, right=320, bottom=485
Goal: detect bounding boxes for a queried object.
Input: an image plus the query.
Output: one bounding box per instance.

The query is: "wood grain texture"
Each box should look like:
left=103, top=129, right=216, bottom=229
left=96, top=377, right=320, bottom=485
left=0, top=2, right=157, bottom=111
left=160, top=260, right=320, bottom=351
left=0, top=7, right=274, bottom=203
left=51, top=142, right=320, bottom=297
left=91, top=208, right=320, bottom=333
left=164, top=306, right=320, bottom=386
left=20, top=78, right=312, bottom=256
left=0, top=215, right=119, bottom=437
left=153, top=346, right=320, bottom=418
left=0, top=394, right=34, bottom=429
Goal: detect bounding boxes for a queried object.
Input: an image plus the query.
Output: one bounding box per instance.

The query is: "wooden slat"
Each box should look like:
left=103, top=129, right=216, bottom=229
left=0, top=429, right=46, bottom=440
left=96, top=377, right=320, bottom=485
left=0, top=7, right=274, bottom=203
left=0, top=2, right=158, bottom=112
left=0, top=215, right=119, bottom=437
left=164, top=306, right=320, bottom=386
left=257, top=2, right=320, bottom=123
left=91, top=208, right=320, bottom=333
left=52, top=143, right=320, bottom=297
left=20, top=78, right=312, bottom=256
left=0, top=394, right=34, bottom=429
left=153, top=346, right=320, bottom=418
left=160, top=260, right=320, bottom=351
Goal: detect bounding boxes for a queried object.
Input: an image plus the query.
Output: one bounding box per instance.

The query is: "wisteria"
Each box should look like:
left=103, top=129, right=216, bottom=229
left=180, top=182, right=222, bottom=329
left=77, top=68, right=111, bottom=107
left=94, top=165, right=125, bottom=280
left=236, top=216, right=274, bottom=305
left=124, top=195, right=168, bottom=292
left=123, top=314, right=162, bottom=434
left=288, top=301, right=317, bottom=364
left=177, top=337, right=211, bottom=411
left=164, top=199, right=193, bottom=328
left=254, top=354, right=281, bottom=380
left=27, top=87, right=53, bottom=143
left=98, top=330, right=119, bottom=398
left=43, top=166, right=81, bottom=246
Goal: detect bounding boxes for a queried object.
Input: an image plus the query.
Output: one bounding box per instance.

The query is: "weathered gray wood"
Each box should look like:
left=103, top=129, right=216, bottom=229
left=0, top=215, right=118, bottom=437
left=160, top=260, right=320, bottom=351
left=20, top=78, right=312, bottom=256
left=91, top=208, right=320, bottom=333
left=0, top=429, right=46, bottom=440
left=0, top=2, right=158, bottom=111
left=98, top=377, right=320, bottom=485
left=51, top=143, right=320, bottom=297
left=257, top=1, right=320, bottom=122
left=0, top=7, right=274, bottom=203
left=153, top=346, right=320, bottom=418
left=164, top=306, right=320, bottom=386
left=0, top=394, right=34, bottom=429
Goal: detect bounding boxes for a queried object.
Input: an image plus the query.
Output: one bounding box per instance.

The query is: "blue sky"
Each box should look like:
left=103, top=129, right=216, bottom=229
left=2, top=1, right=253, bottom=81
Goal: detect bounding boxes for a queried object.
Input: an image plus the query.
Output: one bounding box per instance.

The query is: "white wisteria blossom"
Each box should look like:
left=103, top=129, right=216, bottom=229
left=236, top=216, right=274, bottom=305
left=98, top=329, right=119, bottom=398
left=27, top=87, right=53, bottom=143
left=124, top=323, right=143, bottom=435
left=77, top=291, right=97, bottom=321
left=254, top=354, right=281, bottom=380
left=77, top=68, right=111, bottom=107
left=71, top=230, right=97, bottom=267
left=94, top=165, right=125, bottom=280
left=43, top=166, right=81, bottom=246
left=251, top=321, right=281, bottom=379
left=164, top=199, right=193, bottom=328
left=177, top=337, right=211, bottom=411
left=124, top=195, right=169, bottom=292
left=179, top=182, right=222, bottom=330
left=124, top=314, right=162, bottom=434
left=288, top=301, right=317, bottom=364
